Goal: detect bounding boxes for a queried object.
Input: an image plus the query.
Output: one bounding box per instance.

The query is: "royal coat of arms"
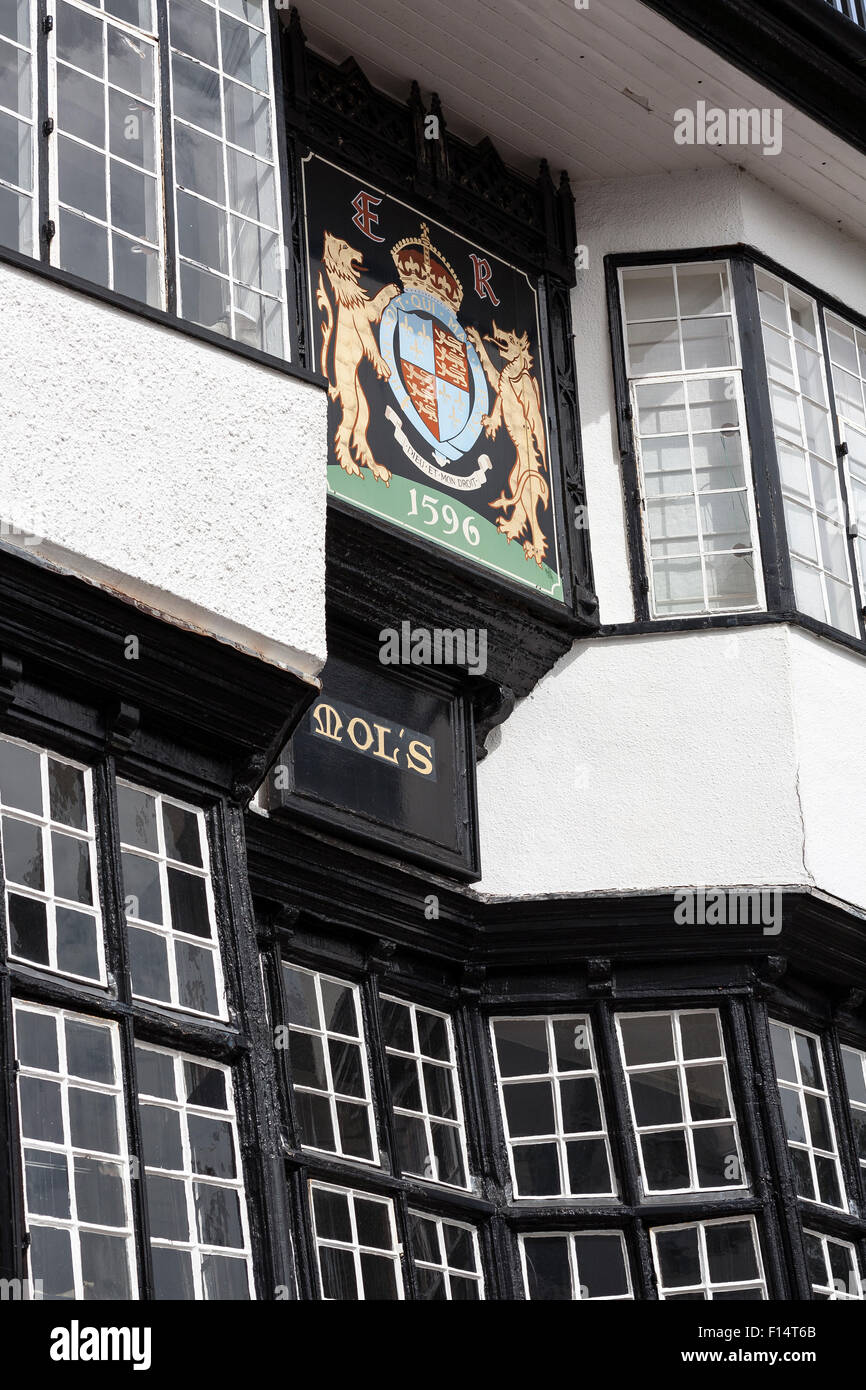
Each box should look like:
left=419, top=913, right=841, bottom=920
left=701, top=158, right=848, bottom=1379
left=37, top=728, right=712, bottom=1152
left=304, top=155, right=563, bottom=599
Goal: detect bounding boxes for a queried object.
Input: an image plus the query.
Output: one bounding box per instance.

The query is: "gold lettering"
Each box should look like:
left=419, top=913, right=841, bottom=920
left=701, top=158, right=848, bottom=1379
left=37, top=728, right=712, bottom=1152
left=347, top=717, right=374, bottom=751
left=372, top=723, right=400, bottom=765
left=312, top=703, right=344, bottom=741
left=406, top=739, right=434, bottom=777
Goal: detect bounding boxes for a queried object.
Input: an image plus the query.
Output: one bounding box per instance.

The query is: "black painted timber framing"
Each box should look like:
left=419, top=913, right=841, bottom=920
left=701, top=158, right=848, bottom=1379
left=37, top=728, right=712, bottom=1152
left=0, top=550, right=864, bottom=1300
left=0, top=546, right=317, bottom=1297
left=248, top=798, right=866, bottom=1301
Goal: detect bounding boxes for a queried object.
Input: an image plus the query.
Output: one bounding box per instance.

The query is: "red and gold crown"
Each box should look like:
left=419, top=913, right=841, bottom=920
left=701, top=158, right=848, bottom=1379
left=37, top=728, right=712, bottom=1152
left=392, top=223, right=463, bottom=312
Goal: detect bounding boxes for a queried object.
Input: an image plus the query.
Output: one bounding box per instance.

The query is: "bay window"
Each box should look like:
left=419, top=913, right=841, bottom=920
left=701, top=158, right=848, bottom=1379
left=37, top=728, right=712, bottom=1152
left=612, top=252, right=866, bottom=644
left=0, top=0, right=288, bottom=355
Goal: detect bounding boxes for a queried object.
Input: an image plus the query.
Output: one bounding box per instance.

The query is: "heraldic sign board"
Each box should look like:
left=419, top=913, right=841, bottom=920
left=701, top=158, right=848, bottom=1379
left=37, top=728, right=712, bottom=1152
left=266, top=653, right=480, bottom=879
left=303, top=154, right=566, bottom=603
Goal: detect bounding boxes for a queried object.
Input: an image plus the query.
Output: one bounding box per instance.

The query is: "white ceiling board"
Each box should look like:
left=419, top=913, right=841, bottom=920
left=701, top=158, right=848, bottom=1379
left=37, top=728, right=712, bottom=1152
left=288, top=0, right=866, bottom=240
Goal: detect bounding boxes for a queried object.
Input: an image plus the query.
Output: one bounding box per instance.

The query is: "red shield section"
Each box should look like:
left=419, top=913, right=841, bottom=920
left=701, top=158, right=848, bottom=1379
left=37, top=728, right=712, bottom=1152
left=401, top=361, right=440, bottom=440
left=433, top=324, right=469, bottom=391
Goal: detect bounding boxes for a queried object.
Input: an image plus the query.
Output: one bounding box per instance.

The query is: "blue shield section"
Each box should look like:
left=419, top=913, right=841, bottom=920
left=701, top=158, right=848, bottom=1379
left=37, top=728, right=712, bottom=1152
left=398, top=312, right=435, bottom=373
left=435, top=377, right=471, bottom=442
left=380, top=291, right=488, bottom=462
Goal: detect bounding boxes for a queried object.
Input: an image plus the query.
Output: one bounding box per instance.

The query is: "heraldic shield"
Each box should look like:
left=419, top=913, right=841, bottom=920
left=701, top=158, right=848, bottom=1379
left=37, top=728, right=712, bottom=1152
left=306, top=153, right=565, bottom=600
left=380, top=224, right=489, bottom=464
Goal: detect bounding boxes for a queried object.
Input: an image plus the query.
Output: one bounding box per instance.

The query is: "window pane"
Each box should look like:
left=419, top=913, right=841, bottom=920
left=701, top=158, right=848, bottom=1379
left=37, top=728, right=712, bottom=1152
left=618, top=1010, right=745, bottom=1195
left=137, top=1045, right=252, bottom=1299
left=493, top=1015, right=613, bottom=1198
left=170, top=0, right=287, bottom=354
left=653, top=1218, right=765, bottom=1299
left=119, top=782, right=224, bottom=1019
left=15, top=1003, right=136, bottom=1300
left=52, top=4, right=163, bottom=306
left=769, top=1020, right=845, bottom=1211
left=760, top=282, right=857, bottom=633
left=2, top=740, right=103, bottom=983
left=310, top=1184, right=402, bottom=1301
left=284, top=967, right=377, bottom=1164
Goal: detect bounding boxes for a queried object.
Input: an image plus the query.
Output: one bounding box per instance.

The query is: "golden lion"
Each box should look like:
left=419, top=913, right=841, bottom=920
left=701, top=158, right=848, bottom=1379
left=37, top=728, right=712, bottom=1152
left=317, top=232, right=399, bottom=484
left=466, top=322, right=550, bottom=566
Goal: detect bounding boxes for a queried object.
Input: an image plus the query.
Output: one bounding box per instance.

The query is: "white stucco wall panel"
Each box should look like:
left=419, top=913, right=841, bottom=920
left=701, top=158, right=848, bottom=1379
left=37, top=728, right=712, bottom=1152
left=739, top=176, right=866, bottom=322
left=788, top=629, right=866, bottom=912
left=0, top=263, right=327, bottom=676
left=477, top=625, right=808, bottom=898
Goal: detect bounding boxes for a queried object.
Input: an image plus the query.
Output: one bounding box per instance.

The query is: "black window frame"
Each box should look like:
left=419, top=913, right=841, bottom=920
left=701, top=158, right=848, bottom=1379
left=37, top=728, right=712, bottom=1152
left=756, top=994, right=866, bottom=1300
left=607, top=245, right=866, bottom=655
left=0, top=701, right=280, bottom=1300
left=261, top=912, right=851, bottom=1302
left=261, top=919, right=501, bottom=1301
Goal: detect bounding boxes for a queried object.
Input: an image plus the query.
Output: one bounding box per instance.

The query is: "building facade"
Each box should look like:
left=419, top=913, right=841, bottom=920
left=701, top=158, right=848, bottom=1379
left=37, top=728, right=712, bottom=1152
left=1, top=0, right=866, bottom=1303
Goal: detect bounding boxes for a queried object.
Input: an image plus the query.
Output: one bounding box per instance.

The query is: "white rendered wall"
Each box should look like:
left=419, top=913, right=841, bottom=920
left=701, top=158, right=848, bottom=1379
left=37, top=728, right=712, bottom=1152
left=0, top=262, right=328, bottom=679
left=477, top=624, right=808, bottom=897
left=788, top=628, right=866, bottom=913
left=478, top=170, right=866, bottom=909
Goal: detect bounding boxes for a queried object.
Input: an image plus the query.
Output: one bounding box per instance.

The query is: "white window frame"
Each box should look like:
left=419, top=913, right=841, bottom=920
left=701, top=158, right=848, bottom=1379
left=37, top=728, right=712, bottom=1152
left=489, top=1012, right=616, bottom=1201
left=283, top=964, right=379, bottom=1167
left=408, top=1210, right=484, bottom=1299
left=119, top=777, right=227, bottom=1022
left=309, top=1181, right=404, bottom=1302
left=381, top=993, right=471, bottom=1192
left=0, top=0, right=38, bottom=254
left=803, top=1228, right=864, bottom=1300
left=651, top=1215, right=767, bottom=1300
left=519, top=1230, right=633, bottom=1302
left=167, top=0, right=289, bottom=352
left=13, top=999, right=138, bottom=1300
left=47, top=0, right=167, bottom=304
left=1, top=733, right=106, bottom=986
left=136, top=1040, right=255, bottom=1299
left=840, top=1042, right=866, bottom=1176
left=769, top=1019, right=847, bottom=1213
left=757, top=271, right=859, bottom=635
left=615, top=1008, right=747, bottom=1197
left=619, top=259, right=765, bottom=619
left=825, top=309, right=866, bottom=614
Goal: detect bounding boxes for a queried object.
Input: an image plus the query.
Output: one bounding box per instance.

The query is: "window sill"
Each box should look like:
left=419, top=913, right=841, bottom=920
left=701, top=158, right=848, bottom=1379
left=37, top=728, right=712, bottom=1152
left=0, top=242, right=326, bottom=392
left=598, top=609, right=866, bottom=659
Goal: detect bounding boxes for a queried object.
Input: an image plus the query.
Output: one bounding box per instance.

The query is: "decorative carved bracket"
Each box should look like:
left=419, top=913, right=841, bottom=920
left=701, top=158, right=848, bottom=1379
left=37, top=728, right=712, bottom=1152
left=104, top=700, right=140, bottom=755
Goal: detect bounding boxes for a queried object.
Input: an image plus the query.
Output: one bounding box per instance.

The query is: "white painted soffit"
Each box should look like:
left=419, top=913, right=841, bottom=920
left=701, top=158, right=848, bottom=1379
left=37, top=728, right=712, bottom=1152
left=287, top=0, right=866, bottom=243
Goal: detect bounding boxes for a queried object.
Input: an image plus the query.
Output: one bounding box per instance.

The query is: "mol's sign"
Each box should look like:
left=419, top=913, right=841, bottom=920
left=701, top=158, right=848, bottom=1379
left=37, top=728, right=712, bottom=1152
left=303, top=154, right=565, bottom=602
left=266, top=653, right=479, bottom=880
